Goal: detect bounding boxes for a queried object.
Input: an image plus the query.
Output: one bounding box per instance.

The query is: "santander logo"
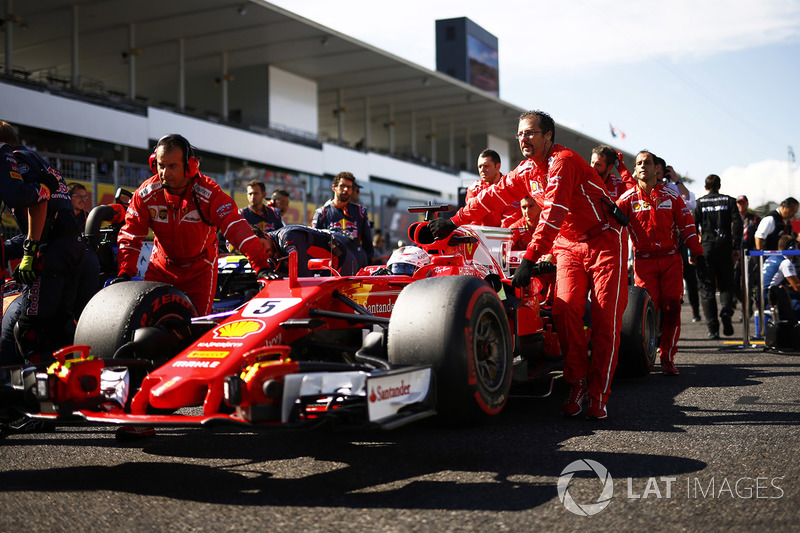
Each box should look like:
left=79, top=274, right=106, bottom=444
left=369, top=381, right=411, bottom=403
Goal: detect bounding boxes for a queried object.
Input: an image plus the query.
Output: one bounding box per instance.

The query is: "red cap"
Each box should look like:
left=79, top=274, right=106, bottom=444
left=737, top=195, right=748, bottom=203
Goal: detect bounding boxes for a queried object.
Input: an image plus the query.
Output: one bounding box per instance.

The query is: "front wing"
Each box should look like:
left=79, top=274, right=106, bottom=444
left=9, top=361, right=435, bottom=432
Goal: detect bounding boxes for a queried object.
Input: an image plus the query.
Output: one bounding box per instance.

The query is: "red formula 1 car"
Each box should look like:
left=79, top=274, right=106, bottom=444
left=0, top=204, right=656, bottom=436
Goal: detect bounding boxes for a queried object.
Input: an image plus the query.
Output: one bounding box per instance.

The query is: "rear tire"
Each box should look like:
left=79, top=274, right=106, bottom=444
left=388, top=276, right=512, bottom=420
left=74, top=281, right=197, bottom=361
left=616, top=286, right=657, bottom=378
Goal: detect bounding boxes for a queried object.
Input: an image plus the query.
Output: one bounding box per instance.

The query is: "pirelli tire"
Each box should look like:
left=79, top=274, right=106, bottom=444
left=615, top=285, right=657, bottom=378
left=74, top=281, right=198, bottom=361
left=387, top=276, right=512, bottom=421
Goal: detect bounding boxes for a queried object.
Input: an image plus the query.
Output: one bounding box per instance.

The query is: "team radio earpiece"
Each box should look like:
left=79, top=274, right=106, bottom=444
left=148, top=133, right=200, bottom=178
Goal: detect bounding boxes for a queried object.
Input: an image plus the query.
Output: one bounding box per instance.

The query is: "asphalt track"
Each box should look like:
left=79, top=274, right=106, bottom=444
left=1, top=300, right=798, bottom=533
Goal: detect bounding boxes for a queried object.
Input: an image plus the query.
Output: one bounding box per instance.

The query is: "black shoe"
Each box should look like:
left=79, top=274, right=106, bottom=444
left=707, top=331, right=720, bottom=340
left=721, top=314, right=734, bottom=336
left=692, top=314, right=702, bottom=323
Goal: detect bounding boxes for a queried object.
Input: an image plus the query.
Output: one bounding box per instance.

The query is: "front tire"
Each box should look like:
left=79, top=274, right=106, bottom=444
left=388, top=276, right=512, bottom=420
left=74, top=281, right=198, bottom=361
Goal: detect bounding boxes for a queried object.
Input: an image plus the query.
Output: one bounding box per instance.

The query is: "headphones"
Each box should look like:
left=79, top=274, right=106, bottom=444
left=148, top=133, right=199, bottom=178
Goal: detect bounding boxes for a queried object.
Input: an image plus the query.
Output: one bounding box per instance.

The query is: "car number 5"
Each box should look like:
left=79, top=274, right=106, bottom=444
left=241, top=298, right=302, bottom=318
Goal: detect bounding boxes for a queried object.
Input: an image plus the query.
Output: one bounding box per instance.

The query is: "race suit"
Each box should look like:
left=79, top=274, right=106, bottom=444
left=0, top=143, right=55, bottom=221
left=693, top=192, right=743, bottom=334
left=508, top=217, right=555, bottom=305
left=451, top=145, right=628, bottom=404
left=3, top=146, right=84, bottom=364
left=617, top=183, right=703, bottom=363
left=117, top=173, right=271, bottom=314
left=312, top=200, right=373, bottom=268
left=464, top=179, right=521, bottom=227
left=604, top=172, right=634, bottom=202
left=240, top=204, right=283, bottom=232
left=508, top=217, right=535, bottom=251
left=267, top=225, right=359, bottom=277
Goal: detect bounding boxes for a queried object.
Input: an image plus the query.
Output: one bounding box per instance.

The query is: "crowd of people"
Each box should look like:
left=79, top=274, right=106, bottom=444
left=2, top=114, right=799, bottom=424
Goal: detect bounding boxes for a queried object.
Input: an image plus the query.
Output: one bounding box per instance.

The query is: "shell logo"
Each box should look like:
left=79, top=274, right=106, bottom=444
left=213, top=320, right=265, bottom=339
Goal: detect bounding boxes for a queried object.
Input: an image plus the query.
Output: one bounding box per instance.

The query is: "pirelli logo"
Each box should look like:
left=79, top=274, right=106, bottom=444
left=186, top=350, right=229, bottom=359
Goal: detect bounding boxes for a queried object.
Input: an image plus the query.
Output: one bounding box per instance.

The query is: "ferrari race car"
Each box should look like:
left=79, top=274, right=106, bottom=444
left=0, top=204, right=656, bottom=436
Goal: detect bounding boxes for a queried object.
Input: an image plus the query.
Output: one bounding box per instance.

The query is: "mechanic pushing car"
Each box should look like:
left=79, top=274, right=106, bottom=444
left=616, top=150, right=705, bottom=375
left=113, top=134, right=273, bottom=314
left=252, top=224, right=361, bottom=278
left=429, top=110, right=629, bottom=421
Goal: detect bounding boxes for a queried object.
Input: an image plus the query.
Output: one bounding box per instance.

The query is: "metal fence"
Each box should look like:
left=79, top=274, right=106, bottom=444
left=742, top=249, right=800, bottom=347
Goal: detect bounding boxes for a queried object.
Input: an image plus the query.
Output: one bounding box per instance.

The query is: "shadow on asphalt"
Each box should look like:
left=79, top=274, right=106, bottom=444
left=1, top=359, right=797, bottom=510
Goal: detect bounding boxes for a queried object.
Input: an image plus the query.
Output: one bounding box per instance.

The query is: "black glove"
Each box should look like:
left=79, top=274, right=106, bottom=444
left=257, top=268, right=283, bottom=281
left=428, top=218, right=457, bottom=240
left=535, top=261, right=557, bottom=275
left=694, top=255, right=708, bottom=281
left=38, top=173, right=61, bottom=196
left=107, top=273, right=131, bottom=286
left=511, top=257, right=536, bottom=288
left=13, top=239, right=39, bottom=284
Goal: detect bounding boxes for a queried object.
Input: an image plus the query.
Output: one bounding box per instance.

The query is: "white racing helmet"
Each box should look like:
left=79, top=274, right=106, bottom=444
left=387, top=246, right=431, bottom=276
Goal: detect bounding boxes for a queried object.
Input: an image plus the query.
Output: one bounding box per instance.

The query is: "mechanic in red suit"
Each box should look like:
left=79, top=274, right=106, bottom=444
left=114, top=134, right=272, bottom=314
left=590, top=145, right=635, bottom=202
left=509, top=195, right=541, bottom=251
left=509, top=195, right=556, bottom=306
left=465, top=149, right=520, bottom=227
left=430, top=110, right=629, bottom=421
left=616, top=150, right=705, bottom=375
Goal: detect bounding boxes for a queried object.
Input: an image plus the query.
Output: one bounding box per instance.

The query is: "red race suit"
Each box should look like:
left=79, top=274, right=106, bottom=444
left=464, top=178, right=520, bottom=227
left=604, top=166, right=635, bottom=202
left=117, top=173, right=270, bottom=314
left=508, top=217, right=536, bottom=251
left=602, top=161, right=636, bottom=203
left=452, top=145, right=629, bottom=404
left=616, top=183, right=703, bottom=363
